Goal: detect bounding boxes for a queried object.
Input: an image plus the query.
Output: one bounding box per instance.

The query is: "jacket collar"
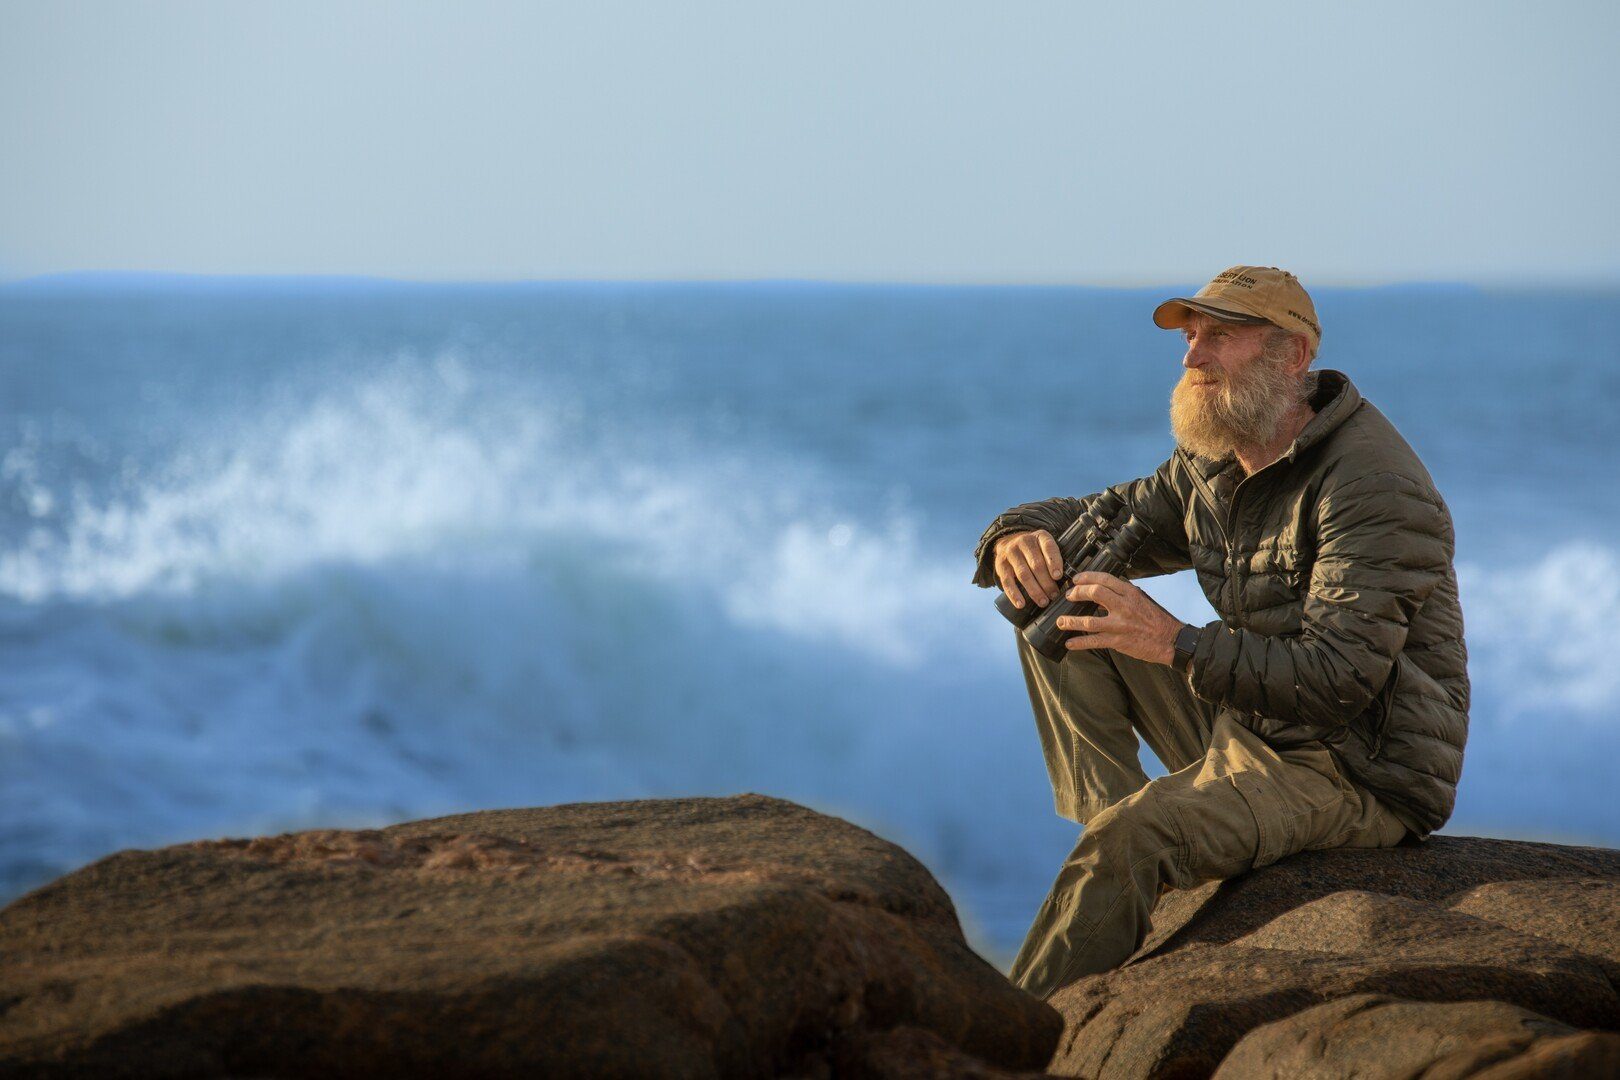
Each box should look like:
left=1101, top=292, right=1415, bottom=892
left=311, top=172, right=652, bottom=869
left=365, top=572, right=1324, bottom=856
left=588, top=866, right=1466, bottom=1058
left=1177, top=368, right=1362, bottom=479
left=1285, top=368, right=1362, bottom=462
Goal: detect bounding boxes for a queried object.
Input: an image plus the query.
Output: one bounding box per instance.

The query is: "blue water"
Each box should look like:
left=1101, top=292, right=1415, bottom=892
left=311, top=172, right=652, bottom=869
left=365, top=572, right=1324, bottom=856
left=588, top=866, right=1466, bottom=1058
left=2, top=276, right=1617, bottom=965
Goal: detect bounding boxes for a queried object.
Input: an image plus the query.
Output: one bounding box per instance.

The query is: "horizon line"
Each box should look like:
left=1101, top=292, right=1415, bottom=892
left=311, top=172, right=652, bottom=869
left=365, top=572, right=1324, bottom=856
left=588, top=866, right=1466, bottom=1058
left=5, top=269, right=1620, bottom=293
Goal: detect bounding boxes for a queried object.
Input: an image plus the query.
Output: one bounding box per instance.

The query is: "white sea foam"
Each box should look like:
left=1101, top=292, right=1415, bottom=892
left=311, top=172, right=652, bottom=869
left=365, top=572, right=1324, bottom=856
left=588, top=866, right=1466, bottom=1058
left=0, top=359, right=1053, bottom=941
left=2, top=348, right=1617, bottom=961
left=1458, top=543, right=1620, bottom=719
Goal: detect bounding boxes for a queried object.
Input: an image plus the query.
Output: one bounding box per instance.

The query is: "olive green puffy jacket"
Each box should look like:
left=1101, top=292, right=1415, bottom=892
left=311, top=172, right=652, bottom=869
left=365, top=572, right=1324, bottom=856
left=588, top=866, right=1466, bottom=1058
left=972, top=369, right=1469, bottom=839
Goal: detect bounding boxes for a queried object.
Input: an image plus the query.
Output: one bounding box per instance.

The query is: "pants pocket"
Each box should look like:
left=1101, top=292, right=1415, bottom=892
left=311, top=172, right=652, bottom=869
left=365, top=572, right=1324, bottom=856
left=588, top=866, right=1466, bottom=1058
left=1230, top=772, right=1292, bottom=870
left=1232, top=761, right=1365, bottom=869
left=1164, top=776, right=1268, bottom=881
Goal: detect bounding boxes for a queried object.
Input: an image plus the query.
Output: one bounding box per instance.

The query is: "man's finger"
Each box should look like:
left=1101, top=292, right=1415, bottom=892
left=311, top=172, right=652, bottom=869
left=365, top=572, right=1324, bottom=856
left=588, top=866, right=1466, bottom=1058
left=1037, top=532, right=1063, bottom=579
left=1013, top=557, right=1050, bottom=605
left=1056, top=614, right=1105, bottom=632
left=1065, top=632, right=1115, bottom=651
left=1066, top=583, right=1118, bottom=603
left=1001, top=581, right=1027, bottom=609
left=996, top=562, right=1027, bottom=609
left=1070, top=571, right=1125, bottom=589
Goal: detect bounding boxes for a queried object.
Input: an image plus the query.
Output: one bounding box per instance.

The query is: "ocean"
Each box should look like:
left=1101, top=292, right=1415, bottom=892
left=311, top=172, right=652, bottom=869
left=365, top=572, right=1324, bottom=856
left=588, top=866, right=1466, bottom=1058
left=2, top=276, right=1616, bottom=966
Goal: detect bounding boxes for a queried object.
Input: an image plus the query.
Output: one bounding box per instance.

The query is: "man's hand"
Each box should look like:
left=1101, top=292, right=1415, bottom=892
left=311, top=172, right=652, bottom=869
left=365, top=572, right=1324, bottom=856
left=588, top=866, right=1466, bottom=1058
left=993, top=529, right=1064, bottom=609
left=1057, top=571, right=1183, bottom=666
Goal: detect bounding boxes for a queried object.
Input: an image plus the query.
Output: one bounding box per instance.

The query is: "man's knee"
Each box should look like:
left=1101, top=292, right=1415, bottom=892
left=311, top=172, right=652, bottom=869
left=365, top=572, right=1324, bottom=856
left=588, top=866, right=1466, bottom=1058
left=1079, top=785, right=1183, bottom=863
left=1136, top=774, right=1264, bottom=883
left=1016, top=628, right=1114, bottom=679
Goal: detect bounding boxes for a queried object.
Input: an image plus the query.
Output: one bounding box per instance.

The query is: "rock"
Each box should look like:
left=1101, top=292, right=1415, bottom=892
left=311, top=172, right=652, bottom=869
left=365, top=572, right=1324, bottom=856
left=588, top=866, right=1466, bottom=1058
left=1449, top=877, right=1620, bottom=988
left=0, top=794, right=1061, bottom=1078
left=1043, top=835, right=1620, bottom=1078
left=1212, top=992, right=1620, bottom=1079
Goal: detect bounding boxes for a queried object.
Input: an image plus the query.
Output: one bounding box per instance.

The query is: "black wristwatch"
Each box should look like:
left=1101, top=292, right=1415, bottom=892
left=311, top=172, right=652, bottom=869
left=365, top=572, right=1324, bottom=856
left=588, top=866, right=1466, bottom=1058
left=1171, top=623, right=1200, bottom=674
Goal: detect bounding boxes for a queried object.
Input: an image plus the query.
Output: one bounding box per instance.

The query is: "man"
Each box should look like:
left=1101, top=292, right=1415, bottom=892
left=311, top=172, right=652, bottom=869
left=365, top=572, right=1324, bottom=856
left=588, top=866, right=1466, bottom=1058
left=972, top=266, right=1468, bottom=1000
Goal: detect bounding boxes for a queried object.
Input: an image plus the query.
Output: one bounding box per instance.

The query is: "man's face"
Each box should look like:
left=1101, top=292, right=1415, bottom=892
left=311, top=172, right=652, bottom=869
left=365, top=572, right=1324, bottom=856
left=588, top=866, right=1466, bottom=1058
left=1178, top=314, right=1272, bottom=388
left=1169, top=312, right=1305, bottom=459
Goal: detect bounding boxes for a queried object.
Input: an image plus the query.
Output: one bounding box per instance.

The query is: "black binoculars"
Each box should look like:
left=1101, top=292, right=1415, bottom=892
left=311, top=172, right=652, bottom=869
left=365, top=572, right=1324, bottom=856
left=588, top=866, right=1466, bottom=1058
left=993, top=491, right=1153, bottom=662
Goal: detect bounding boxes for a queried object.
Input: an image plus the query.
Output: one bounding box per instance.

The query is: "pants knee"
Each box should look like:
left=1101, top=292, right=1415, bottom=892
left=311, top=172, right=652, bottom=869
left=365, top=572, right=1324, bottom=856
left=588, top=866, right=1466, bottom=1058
left=1081, top=792, right=1180, bottom=862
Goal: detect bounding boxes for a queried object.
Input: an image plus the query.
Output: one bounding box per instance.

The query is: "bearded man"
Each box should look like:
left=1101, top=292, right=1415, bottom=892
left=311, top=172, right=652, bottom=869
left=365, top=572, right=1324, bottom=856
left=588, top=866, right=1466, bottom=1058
left=972, top=266, right=1469, bottom=1000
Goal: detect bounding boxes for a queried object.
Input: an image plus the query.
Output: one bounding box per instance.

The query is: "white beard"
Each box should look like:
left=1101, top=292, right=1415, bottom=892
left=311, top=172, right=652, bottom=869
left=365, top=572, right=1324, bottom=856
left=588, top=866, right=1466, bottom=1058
left=1169, top=347, right=1307, bottom=460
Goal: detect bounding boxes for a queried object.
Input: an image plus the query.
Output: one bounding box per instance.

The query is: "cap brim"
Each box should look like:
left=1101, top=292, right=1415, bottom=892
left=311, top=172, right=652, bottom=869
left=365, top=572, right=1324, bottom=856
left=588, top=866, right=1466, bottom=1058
left=1152, top=297, right=1270, bottom=330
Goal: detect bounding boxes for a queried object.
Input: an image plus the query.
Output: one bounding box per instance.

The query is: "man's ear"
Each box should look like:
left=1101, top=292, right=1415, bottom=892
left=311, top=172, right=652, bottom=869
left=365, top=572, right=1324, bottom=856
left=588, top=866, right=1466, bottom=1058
left=1287, top=333, right=1311, bottom=376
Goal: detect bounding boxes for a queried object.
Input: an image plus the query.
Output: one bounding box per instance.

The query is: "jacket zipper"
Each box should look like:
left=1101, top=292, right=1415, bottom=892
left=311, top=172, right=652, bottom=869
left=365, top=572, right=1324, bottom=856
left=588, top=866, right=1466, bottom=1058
left=1369, top=657, right=1401, bottom=759
left=1178, top=451, right=1240, bottom=621
left=1179, top=447, right=1287, bottom=628
left=1187, top=445, right=1395, bottom=760
left=1178, top=449, right=1226, bottom=542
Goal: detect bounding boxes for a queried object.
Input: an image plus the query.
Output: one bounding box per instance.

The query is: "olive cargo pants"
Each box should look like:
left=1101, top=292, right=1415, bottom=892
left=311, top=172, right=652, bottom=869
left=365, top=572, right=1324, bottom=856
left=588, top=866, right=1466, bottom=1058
left=1008, top=631, right=1410, bottom=1000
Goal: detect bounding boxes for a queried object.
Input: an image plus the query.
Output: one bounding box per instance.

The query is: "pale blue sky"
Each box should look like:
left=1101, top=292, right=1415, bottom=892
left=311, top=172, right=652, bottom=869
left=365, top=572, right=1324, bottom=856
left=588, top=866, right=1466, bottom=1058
left=3, top=1, right=1617, bottom=285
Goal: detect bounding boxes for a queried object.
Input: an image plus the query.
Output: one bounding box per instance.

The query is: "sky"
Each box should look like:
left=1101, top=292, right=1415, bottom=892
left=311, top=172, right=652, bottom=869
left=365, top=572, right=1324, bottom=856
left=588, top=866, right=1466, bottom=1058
left=2, top=1, right=1617, bottom=286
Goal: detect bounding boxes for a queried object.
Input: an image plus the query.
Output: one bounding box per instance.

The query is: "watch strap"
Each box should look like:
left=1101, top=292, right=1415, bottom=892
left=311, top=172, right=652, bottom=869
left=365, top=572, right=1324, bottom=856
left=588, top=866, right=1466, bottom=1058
left=1171, top=623, right=1200, bottom=673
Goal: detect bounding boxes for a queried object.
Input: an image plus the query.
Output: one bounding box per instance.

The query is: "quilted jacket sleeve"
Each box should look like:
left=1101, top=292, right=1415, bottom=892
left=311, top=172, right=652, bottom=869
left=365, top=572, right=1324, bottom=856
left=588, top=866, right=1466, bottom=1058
left=1186, top=470, right=1453, bottom=743
left=971, top=453, right=1194, bottom=589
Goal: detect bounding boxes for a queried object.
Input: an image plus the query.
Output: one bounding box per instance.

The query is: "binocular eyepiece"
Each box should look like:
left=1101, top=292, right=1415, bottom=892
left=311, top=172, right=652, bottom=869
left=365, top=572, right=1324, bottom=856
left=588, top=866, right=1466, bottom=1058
left=993, top=492, right=1153, bottom=662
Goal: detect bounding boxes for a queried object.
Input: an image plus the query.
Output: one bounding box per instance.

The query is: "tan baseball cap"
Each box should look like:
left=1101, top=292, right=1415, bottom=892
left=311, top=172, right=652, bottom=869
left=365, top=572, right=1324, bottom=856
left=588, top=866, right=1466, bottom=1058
left=1153, top=265, right=1322, bottom=358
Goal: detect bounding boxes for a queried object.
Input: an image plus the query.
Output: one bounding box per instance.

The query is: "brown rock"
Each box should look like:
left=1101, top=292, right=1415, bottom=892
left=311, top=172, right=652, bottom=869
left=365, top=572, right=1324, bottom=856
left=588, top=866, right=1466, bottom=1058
left=1042, top=835, right=1620, bottom=1078
left=1212, top=992, right=1620, bottom=1079
left=1450, top=877, right=1620, bottom=987
left=0, top=794, right=1061, bottom=1078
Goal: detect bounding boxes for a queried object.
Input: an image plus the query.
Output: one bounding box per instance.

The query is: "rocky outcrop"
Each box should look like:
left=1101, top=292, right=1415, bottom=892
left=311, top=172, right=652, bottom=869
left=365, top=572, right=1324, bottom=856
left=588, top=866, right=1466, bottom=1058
left=0, top=795, right=1061, bottom=1078
left=1213, top=993, right=1620, bottom=1078
left=1044, top=835, right=1620, bottom=1078
left=9, top=798, right=1620, bottom=1079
